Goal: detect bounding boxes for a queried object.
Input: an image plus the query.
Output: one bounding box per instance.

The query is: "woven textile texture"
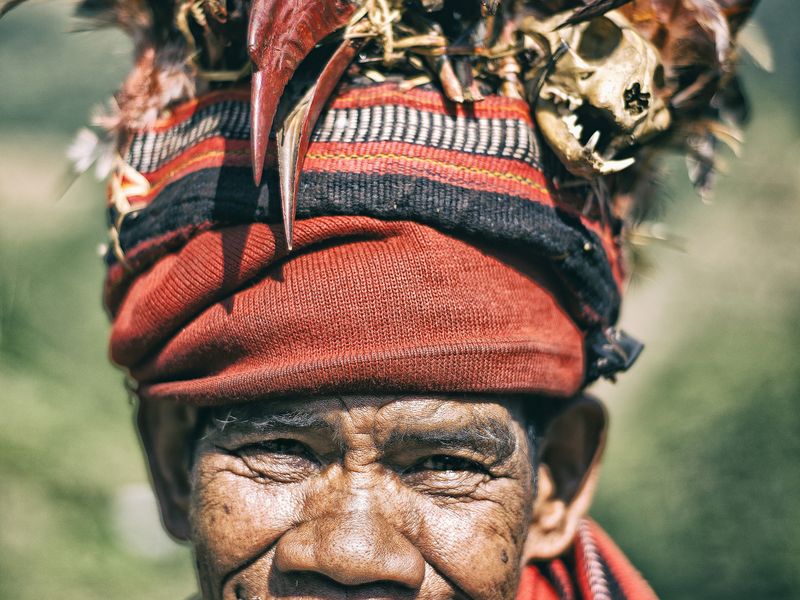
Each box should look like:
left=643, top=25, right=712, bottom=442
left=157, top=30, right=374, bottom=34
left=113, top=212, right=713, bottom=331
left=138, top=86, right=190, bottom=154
left=107, top=83, right=625, bottom=336
left=521, top=520, right=659, bottom=600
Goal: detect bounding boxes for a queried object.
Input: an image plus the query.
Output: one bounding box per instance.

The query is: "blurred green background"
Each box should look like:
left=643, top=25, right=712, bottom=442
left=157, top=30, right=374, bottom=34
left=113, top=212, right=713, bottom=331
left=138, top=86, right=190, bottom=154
left=0, top=3, right=798, bottom=598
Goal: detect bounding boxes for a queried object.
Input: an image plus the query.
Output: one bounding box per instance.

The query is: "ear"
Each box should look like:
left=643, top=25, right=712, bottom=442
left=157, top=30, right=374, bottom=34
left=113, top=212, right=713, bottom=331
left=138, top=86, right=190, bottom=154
left=522, top=395, right=608, bottom=562
left=136, top=397, right=201, bottom=541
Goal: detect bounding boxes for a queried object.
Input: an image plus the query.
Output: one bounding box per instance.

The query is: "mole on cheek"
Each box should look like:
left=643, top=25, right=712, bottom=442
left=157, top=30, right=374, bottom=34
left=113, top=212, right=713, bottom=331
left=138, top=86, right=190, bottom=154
left=501, top=549, right=509, bottom=563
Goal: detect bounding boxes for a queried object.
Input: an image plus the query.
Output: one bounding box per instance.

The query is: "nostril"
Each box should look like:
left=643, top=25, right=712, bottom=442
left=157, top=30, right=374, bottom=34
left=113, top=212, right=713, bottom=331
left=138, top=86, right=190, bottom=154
left=624, top=82, right=651, bottom=115
left=273, top=518, right=426, bottom=590
left=233, top=582, right=257, bottom=600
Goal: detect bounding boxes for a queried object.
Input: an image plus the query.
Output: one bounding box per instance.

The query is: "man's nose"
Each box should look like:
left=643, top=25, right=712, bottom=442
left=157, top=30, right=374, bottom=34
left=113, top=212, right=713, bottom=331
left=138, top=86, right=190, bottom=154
left=273, top=497, right=425, bottom=588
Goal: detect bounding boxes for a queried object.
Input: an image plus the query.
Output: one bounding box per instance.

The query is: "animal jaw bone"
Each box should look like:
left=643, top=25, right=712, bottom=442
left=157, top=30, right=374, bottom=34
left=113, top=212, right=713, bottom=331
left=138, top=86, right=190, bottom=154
left=530, top=11, right=671, bottom=179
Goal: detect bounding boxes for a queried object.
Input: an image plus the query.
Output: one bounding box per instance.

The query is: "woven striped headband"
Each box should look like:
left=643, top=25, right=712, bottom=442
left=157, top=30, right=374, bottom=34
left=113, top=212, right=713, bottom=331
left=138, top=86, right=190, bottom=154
left=105, top=81, right=640, bottom=385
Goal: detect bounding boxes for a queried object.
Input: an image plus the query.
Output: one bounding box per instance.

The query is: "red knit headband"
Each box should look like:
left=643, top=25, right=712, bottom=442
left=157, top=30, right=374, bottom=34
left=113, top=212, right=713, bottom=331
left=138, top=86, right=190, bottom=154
left=110, top=217, right=585, bottom=403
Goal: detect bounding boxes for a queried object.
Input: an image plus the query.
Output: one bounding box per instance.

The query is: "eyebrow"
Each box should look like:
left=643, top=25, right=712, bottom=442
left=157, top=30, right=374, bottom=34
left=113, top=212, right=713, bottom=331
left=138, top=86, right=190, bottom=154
left=209, top=407, right=333, bottom=436
left=379, top=417, right=517, bottom=463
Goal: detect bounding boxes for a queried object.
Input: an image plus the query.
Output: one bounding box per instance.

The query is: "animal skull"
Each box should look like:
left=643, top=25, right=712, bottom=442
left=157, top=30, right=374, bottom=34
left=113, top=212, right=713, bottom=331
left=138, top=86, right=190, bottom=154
left=533, top=11, right=671, bottom=179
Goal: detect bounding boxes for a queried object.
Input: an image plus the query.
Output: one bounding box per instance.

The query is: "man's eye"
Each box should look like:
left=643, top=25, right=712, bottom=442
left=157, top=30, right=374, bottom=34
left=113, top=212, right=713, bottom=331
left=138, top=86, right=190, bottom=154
left=243, top=439, right=318, bottom=462
left=229, top=439, right=320, bottom=483
left=410, top=455, right=486, bottom=473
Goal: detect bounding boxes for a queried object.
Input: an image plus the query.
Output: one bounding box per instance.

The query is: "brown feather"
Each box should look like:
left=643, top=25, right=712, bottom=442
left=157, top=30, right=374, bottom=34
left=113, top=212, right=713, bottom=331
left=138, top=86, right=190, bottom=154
left=557, top=0, right=635, bottom=28
left=6, top=0, right=762, bottom=231
left=0, top=0, right=27, bottom=18
left=621, top=0, right=731, bottom=111
left=717, top=0, right=761, bottom=34
left=611, top=0, right=760, bottom=216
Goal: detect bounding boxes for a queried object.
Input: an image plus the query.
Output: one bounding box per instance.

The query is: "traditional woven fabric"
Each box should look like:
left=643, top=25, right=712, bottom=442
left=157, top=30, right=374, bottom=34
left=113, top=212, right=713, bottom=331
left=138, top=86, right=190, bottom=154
left=109, top=216, right=585, bottom=403
left=107, top=83, right=636, bottom=382
left=520, top=520, right=659, bottom=600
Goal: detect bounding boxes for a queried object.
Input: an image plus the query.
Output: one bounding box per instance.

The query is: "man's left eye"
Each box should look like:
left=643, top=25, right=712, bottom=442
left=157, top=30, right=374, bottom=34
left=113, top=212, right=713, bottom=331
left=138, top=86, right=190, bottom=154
left=411, top=455, right=486, bottom=473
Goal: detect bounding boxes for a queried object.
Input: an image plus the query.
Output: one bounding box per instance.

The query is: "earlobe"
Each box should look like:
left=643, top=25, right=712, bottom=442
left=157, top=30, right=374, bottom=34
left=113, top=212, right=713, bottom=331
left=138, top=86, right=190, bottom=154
left=136, top=397, right=200, bottom=541
left=522, top=396, right=608, bottom=562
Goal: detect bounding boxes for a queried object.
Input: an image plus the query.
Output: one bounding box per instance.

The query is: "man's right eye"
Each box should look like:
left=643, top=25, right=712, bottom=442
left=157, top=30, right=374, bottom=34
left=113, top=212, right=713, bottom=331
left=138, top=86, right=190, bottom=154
left=231, top=439, right=320, bottom=482
left=246, top=439, right=318, bottom=460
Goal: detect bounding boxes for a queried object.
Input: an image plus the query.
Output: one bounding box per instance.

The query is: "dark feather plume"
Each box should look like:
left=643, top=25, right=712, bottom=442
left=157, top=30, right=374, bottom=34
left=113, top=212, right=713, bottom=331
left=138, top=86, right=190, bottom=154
left=557, top=0, right=634, bottom=28
left=0, top=0, right=27, bottom=18
left=719, top=0, right=761, bottom=33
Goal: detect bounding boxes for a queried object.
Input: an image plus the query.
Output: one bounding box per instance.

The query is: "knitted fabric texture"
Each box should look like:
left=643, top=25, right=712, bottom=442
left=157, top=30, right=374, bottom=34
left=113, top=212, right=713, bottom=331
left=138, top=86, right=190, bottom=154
left=109, top=216, right=585, bottom=404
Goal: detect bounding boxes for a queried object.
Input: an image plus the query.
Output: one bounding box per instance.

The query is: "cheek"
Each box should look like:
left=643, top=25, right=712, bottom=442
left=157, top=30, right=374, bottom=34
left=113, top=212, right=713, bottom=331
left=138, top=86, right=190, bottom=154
left=418, top=482, right=533, bottom=600
left=189, top=455, right=303, bottom=581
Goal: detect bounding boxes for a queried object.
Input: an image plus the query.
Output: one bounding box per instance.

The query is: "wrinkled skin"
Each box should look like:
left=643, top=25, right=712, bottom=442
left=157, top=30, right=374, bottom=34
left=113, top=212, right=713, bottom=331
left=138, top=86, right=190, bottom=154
left=191, top=396, right=534, bottom=600
left=139, top=394, right=605, bottom=600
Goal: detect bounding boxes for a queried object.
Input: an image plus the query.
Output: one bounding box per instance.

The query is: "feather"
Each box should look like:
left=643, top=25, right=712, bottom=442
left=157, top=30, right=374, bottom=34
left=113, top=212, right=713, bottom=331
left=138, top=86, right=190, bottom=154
left=75, top=0, right=163, bottom=43
left=8, top=0, right=760, bottom=234
left=114, top=43, right=197, bottom=130
left=557, top=0, right=635, bottom=29
left=604, top=0, right=760, bottom=220
left=685, top=130, right=717, bottom=201
left=0, top=0, right=26, bottom=18
left=737, top=20, right=774, bottom=72
left=66, top=122, right=118, bottom=180
left=718, top=0, right=761, bottom=34
left=481, top=0, right=502, bottom=16
left=622, top=0, right=731, bottom=61
left=619, top=0, right=731, bottom=115
left=68, top=128, right=103, bottom=175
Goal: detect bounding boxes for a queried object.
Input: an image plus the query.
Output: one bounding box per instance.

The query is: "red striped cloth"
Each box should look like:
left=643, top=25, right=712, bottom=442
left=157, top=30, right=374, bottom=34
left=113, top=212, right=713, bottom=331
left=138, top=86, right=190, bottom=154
left=520, top=520, right=659, bottom=600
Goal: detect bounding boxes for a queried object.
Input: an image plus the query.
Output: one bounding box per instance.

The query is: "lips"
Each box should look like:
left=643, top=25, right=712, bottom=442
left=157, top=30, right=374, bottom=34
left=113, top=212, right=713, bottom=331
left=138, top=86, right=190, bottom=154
left=227, top=571, right=422, bottom=600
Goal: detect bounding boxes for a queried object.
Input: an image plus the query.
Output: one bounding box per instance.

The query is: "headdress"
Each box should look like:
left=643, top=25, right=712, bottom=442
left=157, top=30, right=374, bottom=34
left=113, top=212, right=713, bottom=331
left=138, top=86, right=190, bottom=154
left=1, top=0, right=759, bottom=401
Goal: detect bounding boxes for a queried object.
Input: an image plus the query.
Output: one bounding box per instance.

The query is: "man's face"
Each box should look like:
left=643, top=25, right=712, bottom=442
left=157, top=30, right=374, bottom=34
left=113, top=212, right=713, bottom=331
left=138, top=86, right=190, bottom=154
left=188, top=396, right=536, bottom=600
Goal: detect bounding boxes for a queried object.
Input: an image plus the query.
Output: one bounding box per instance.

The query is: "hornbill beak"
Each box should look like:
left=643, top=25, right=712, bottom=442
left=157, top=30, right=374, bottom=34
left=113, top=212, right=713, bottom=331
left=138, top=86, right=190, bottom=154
left=247, top=0, right=358, bottom=248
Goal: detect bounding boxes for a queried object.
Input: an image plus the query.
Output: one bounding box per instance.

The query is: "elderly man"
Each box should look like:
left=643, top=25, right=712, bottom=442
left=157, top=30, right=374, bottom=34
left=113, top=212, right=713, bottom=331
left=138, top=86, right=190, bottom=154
left=5, top=0, right=755, bottom=597
left=121, top=198, right=641, bottom=597
left=127, top=210, right=633, bottom=597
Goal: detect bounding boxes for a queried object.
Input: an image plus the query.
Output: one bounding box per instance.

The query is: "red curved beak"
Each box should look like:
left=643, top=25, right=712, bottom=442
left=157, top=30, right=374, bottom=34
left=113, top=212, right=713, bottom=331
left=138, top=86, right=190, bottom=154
left=248, top=0, right=357, bottom=186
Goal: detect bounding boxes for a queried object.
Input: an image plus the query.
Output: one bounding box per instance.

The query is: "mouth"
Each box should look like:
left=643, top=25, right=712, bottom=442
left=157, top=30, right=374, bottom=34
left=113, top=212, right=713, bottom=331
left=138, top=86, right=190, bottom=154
left=536, top=89, right=636, bottom=179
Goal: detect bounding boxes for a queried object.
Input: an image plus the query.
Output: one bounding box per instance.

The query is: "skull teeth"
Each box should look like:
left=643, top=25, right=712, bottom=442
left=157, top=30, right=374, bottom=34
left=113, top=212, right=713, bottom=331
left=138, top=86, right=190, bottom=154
left=549, top=90, right=582, bottom=113
left=600, top=157, right=636, bottom=174
left=563, top=114, right=583, bottom=141
left=584, top=130, right=600, bottom=153
left=542, top=95, right=637, bottom=177
left=581, top=128, right=635, bottom=174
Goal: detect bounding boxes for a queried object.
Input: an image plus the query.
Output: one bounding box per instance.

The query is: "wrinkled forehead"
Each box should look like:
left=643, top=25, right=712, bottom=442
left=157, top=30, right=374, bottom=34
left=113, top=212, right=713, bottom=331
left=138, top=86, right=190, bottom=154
left=206, top=395, right=529, bottom=453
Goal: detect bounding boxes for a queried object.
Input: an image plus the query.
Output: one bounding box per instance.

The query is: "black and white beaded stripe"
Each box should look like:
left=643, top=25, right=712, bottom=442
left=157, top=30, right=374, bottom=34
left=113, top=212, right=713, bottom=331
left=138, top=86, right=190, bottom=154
left=124, top=98, right=543, bottom=175
left=312, top=104, right=542, bottom=165
left=125, top=99, right=250, bottom=173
